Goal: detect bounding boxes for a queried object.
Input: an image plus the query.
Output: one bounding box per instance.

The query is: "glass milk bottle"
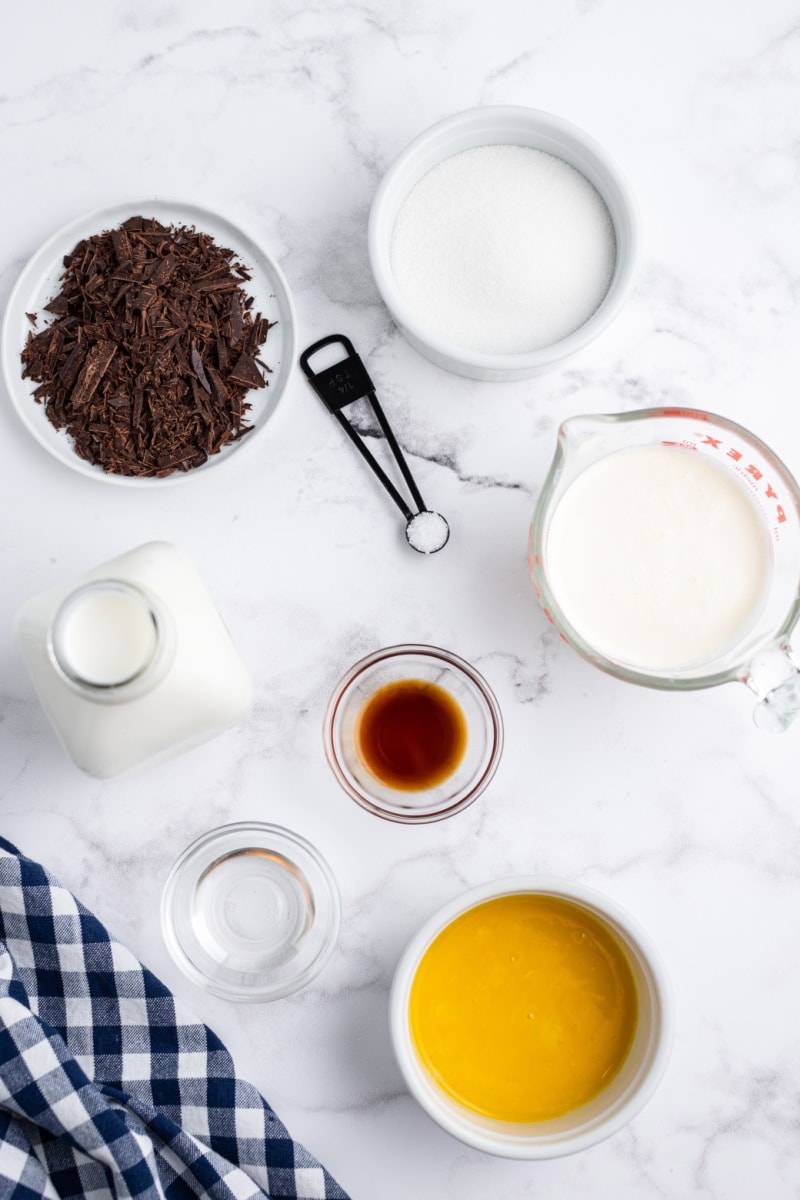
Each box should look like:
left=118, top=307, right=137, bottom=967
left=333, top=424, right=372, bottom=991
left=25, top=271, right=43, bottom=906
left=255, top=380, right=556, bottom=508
left=14, top=541, right=253, bottom=777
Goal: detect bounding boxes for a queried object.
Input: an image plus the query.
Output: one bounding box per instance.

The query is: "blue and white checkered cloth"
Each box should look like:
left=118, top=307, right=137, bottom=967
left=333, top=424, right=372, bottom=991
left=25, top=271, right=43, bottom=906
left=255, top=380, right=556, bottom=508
left=0, top=837, right=350, bottom=1200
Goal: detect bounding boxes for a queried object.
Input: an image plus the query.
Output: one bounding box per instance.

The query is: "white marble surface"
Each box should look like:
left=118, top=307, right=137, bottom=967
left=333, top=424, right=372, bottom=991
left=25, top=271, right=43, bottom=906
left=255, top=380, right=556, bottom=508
left=2, top=1, right=800, bottom=1196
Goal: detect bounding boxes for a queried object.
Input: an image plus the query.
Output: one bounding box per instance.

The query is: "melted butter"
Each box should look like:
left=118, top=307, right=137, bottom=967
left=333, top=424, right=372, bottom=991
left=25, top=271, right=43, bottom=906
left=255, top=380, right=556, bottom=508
left=409, top=894, right=638, bottom=1122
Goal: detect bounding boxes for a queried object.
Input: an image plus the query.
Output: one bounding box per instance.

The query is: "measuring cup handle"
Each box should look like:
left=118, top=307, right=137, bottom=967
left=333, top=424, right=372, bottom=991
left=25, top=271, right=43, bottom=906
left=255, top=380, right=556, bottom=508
left=743, top=642, right=800, bottom=732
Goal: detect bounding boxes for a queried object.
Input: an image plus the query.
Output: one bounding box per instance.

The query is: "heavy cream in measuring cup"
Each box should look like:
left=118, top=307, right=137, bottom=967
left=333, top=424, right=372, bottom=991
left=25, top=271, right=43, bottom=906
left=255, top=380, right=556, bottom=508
left=545, top=444, right=772, bottom=669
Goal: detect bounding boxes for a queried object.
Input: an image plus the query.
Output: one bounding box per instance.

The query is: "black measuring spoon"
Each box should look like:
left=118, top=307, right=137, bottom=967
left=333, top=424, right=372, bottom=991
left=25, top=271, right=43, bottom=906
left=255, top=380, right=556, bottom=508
left=300, top=335, right=449, bottom=554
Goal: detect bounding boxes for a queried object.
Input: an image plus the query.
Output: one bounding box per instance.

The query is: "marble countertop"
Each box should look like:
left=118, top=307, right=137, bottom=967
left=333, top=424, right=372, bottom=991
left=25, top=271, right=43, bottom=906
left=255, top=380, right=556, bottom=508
left=3, top=1, right=800, bottom=1196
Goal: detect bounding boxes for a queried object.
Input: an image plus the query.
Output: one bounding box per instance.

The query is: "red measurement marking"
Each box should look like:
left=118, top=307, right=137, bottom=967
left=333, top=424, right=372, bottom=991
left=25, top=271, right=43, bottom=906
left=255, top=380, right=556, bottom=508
left=700, top=438, right=785, bottom=526
left=661, top=408, right=709, bottom=420
left=702, top=435, right=722, bottom=448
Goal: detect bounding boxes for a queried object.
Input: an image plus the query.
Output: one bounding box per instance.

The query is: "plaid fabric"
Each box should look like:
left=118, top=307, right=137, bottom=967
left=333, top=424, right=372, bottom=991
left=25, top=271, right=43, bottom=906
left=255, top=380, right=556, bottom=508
left=0, top=837, right=349, bottom=1200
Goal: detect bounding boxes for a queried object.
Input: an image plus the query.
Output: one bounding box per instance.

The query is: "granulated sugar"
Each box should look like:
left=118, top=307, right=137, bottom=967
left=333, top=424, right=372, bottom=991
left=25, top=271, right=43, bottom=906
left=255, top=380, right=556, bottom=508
left=406, top=510, right=450, bottom=554
left=390, top=145, right=616, bottom=356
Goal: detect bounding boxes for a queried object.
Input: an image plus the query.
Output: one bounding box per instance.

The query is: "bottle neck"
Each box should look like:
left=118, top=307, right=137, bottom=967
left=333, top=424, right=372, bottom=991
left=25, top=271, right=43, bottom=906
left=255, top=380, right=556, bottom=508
left=49, top=579, right=174, bottom=703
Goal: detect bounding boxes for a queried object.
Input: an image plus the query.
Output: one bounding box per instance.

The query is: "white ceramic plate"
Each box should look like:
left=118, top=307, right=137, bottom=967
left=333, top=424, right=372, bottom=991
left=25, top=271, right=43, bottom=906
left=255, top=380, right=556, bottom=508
left=1, top=198, right=297, bottom=486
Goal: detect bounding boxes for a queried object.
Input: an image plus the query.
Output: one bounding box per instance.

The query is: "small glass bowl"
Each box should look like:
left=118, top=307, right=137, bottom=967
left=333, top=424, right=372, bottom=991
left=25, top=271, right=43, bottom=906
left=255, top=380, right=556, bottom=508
left=324, top=644, right=503, bottom=824
left=161, top=822, right=340, bottom=1002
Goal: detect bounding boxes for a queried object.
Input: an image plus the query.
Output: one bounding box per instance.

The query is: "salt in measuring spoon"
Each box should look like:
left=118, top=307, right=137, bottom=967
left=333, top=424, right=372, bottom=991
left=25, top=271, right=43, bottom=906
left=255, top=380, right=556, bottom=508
left=300, top=335, right=449, bottom=554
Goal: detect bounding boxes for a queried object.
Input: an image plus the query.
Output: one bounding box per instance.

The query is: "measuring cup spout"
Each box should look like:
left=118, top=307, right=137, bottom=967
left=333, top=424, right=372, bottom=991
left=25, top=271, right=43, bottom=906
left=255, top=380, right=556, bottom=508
left=743, top=642, right=800, bottom=732
left=550, top=412, right=629, bottom=481
left=557, top=413, right=613, bottom=449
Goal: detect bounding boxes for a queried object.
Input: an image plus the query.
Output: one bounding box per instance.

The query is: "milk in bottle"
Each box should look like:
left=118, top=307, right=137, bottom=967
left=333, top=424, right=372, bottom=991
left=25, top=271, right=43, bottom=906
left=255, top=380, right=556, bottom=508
left=14, top=541, right=253, bottom=777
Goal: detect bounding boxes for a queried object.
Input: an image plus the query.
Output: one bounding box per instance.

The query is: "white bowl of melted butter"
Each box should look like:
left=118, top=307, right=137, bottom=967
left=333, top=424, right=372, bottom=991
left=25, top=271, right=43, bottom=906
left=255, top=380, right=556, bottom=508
left=390, top=876, right=673, bottom=1158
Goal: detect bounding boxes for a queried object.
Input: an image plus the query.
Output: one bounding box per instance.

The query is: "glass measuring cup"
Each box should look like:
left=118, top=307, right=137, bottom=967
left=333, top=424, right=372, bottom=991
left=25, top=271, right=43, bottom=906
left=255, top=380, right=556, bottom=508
left=529, top=408, right=800, bottom=730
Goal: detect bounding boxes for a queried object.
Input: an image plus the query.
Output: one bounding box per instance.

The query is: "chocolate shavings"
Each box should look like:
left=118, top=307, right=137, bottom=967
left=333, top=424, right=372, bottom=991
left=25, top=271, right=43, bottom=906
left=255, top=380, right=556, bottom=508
left=20, top=216, right=277, bottom=477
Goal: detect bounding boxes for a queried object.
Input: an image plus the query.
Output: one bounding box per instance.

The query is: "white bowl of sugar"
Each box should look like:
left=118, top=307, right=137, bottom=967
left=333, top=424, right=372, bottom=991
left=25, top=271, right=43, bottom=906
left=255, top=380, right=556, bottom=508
left=368, top=106, right=639, bottom=382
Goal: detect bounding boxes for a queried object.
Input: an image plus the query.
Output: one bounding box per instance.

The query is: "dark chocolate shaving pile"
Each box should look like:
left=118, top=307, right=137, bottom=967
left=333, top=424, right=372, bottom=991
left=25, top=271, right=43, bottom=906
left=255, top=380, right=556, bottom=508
left=20, top=216, right=275, bottom=477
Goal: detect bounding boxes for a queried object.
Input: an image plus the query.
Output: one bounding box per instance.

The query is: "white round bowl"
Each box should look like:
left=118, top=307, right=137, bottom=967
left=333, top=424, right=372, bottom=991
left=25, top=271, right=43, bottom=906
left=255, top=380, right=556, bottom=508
left=368, top=106, right=639, bottom=382
left=390, top=876, right=673, bottom=1158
